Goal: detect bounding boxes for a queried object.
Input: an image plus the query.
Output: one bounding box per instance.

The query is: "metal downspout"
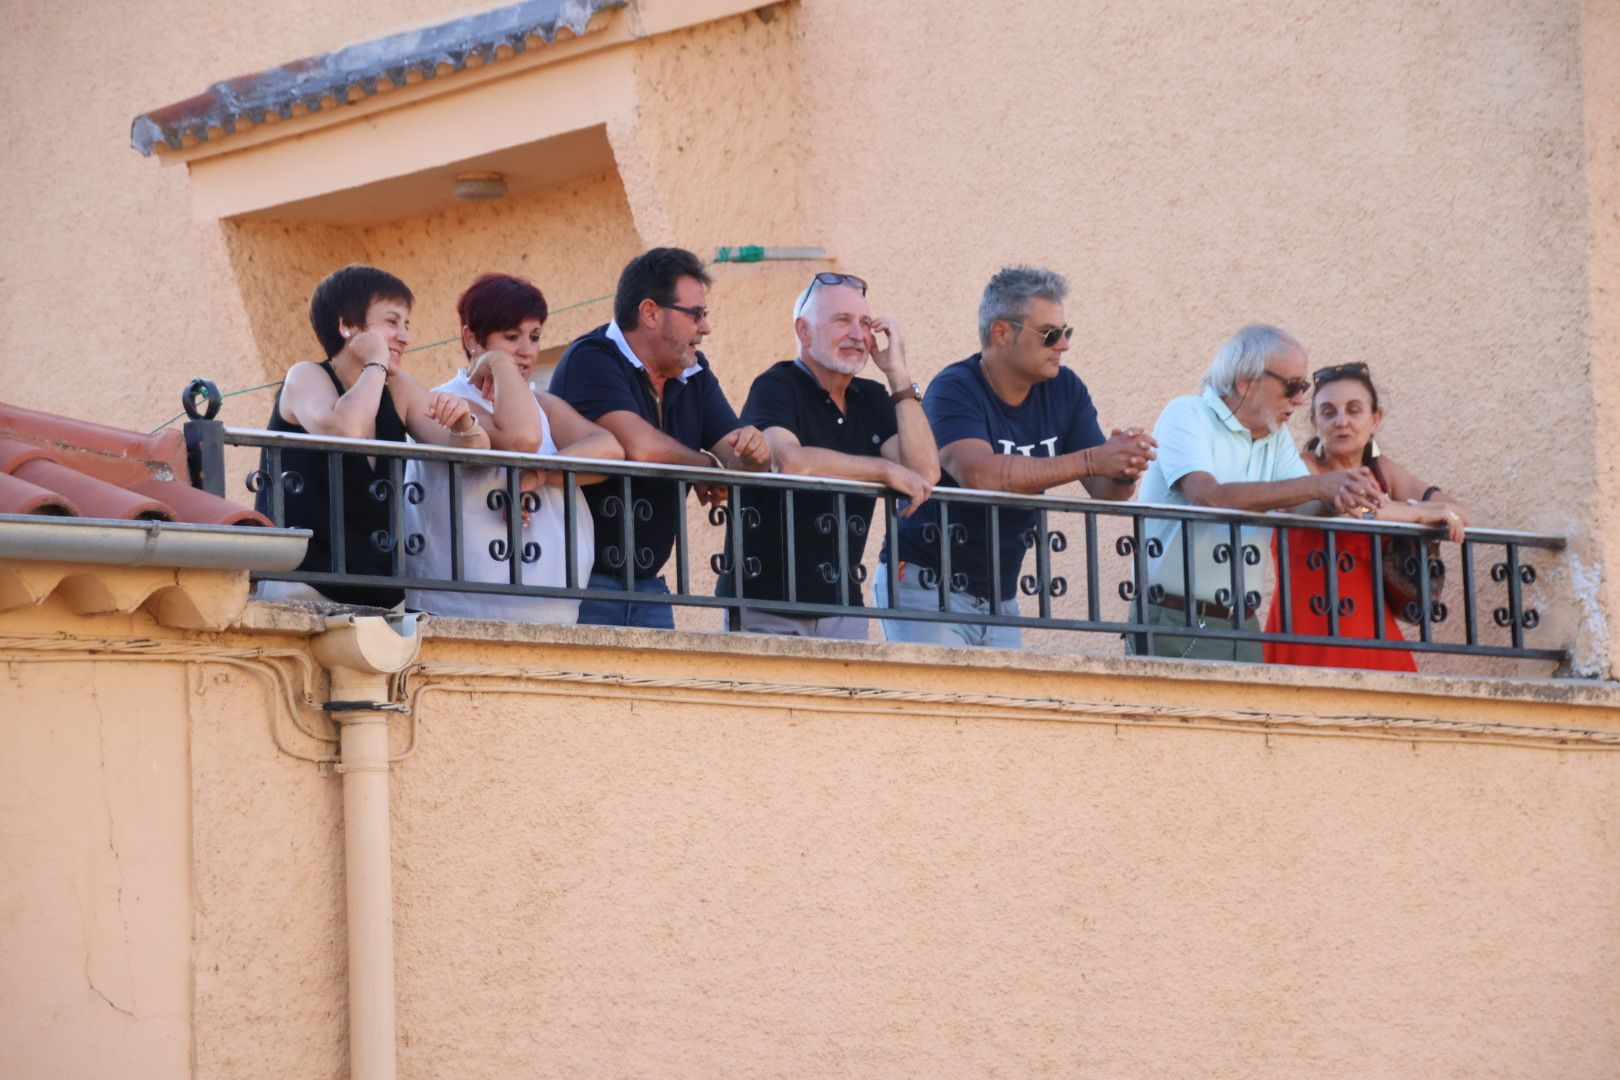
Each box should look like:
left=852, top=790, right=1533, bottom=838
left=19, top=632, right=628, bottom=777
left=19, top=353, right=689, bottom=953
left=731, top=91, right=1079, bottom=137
left=311, top=614, right=422, bottom=1080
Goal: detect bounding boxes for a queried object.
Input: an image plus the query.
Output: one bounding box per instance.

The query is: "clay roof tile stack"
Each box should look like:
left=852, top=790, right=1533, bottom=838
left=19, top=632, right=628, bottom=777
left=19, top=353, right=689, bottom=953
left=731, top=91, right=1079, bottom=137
left=0, top=402, right=271, bottom=528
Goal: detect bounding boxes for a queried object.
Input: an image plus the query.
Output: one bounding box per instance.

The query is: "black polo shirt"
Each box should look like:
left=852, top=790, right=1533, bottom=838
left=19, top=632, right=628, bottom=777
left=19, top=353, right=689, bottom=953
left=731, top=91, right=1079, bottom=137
left=550, top=325, right=742, bottom=580
left=723, top=360, right=899, bottom=607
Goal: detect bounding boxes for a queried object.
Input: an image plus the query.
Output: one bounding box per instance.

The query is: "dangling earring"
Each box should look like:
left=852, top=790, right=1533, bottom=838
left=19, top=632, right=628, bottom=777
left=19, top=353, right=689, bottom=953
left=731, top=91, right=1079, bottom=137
left=1314, top=439, right=1327, bottom=460
left=1368, top=438, right=1381, bottom=459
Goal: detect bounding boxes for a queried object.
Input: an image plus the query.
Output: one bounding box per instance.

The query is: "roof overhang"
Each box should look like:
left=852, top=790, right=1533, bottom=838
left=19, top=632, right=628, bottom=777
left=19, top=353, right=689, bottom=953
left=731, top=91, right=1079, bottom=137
left=130, top=0, right=782, bottom=224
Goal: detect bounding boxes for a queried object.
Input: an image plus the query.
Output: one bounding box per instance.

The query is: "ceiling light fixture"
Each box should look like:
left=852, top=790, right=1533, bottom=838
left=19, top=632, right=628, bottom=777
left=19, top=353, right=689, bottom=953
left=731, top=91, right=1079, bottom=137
left=453, top=171, right=508, bottom=201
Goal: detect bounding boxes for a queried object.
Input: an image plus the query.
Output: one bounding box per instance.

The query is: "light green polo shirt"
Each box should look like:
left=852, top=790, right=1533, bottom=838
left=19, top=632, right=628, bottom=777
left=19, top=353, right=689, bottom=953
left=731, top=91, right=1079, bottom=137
left=1137, top=386, right=1309, bottom=604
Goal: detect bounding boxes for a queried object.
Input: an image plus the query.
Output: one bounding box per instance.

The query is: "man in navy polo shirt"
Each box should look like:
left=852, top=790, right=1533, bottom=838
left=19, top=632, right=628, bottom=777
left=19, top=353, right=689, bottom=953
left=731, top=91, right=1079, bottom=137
left=721, top=273, right=940, bottom=639
left=880, top=265, right=1157, bottom=648
left=550, top=247, right=770, bottom=628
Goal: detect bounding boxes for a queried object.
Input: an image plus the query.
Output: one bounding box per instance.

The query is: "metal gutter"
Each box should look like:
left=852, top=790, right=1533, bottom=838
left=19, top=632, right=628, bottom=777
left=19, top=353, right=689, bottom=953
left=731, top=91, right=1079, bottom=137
left=0, top=514, right=310, bottom=571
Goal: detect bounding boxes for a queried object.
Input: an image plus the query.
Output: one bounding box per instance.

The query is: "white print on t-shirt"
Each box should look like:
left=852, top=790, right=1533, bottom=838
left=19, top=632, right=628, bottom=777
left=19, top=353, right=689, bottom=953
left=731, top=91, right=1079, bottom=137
left=996, top=437, right=1060, bottom=456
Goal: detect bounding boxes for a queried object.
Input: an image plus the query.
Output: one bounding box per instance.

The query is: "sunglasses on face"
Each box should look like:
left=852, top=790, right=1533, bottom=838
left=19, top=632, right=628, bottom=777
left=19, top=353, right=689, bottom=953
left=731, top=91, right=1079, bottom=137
left=659, top=302, right=709, bottom=323
left=795, top=272, right=869, bottom=316
left=1312, top=361, right=1371, bottom=385
left=1005, top=320, right=1075, bottom=349
left=1262, top=369, right=1312, bottom=398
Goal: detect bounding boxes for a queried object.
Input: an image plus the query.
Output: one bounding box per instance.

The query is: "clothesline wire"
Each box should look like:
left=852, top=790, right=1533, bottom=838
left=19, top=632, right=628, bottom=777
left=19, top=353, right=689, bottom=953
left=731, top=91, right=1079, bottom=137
left=147, top=291, right=615, bottom=434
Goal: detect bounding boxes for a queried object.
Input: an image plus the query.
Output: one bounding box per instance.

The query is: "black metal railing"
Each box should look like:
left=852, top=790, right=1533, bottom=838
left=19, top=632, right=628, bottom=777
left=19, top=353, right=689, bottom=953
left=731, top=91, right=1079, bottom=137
left=184, top=404, right=1566, bottom=664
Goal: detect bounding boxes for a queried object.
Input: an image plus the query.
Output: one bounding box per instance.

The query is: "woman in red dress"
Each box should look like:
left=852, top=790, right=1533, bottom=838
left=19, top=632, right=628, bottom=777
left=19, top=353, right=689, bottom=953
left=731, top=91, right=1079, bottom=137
left=1263, top=363, right=1469, bottom=671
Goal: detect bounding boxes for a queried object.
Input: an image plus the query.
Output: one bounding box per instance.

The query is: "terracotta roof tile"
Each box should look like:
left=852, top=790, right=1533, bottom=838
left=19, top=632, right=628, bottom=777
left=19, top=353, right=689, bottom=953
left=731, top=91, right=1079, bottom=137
left=0, top=471, right=77, bottom=516
left=0, top=402, right=272, bottom=527
left=130, top=0, right=627, bottom=155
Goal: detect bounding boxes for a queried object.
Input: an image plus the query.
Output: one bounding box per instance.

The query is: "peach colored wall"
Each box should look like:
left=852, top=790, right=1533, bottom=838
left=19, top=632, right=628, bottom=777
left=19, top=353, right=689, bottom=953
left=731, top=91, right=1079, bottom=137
left=0, top=658, right=193, bottom=1078
left=4, top=599, right=1620, bottom=1078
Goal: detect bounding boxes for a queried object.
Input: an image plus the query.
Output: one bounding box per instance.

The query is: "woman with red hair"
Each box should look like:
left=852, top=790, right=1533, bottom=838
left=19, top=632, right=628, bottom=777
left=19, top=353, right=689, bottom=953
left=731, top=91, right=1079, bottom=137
left=406, top=273, right=622, bottom=622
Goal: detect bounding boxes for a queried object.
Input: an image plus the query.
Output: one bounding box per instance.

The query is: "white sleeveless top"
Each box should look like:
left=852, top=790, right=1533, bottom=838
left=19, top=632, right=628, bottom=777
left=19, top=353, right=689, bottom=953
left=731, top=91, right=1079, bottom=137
left=404, top=370, right=594, bottom=623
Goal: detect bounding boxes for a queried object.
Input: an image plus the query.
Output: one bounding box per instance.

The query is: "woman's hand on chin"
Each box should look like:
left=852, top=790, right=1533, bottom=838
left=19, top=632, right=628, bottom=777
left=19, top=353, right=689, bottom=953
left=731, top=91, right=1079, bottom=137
left=466, top=350, right=513, bottom=397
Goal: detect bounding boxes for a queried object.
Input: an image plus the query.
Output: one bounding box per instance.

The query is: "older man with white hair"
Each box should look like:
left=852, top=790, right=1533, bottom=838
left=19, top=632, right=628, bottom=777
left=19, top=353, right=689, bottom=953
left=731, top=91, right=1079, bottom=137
left=1134, top=324, right=1382, bottom=662
left=719, top=272, right=940, bottom=639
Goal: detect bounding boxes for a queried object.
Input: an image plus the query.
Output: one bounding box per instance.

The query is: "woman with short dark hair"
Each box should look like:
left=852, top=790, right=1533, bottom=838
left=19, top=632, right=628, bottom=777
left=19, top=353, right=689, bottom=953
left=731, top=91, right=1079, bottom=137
left=256, top=264, right=488, bottom=608
left=404, top=273, right=621, bottom=622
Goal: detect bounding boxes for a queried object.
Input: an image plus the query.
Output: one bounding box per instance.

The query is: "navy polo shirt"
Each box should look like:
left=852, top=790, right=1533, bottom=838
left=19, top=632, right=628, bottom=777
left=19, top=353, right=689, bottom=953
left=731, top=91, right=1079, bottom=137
left=891, top=354, right=1105, bottom=602
left=550, top=324, right=742, bottom=579
left=722, top=360, right=899, bottom=607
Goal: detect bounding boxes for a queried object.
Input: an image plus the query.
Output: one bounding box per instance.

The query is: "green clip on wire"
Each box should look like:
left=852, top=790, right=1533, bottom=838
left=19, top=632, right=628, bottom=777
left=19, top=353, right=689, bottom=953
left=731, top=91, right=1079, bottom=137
left=714, top=246, right=828, bottom=263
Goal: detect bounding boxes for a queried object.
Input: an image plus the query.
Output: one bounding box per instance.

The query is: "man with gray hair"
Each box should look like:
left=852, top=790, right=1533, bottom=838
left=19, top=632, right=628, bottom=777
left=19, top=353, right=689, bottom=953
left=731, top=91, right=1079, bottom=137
left=720, top=272, right=939, bottom=639
left=879, top=265, right=1155, bottom=648
left=1133, top=324, right=1382, bottom=661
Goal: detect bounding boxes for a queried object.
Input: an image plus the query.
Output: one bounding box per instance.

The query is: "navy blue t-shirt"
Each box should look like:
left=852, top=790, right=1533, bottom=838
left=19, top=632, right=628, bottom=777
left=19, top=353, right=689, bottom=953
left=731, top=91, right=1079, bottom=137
left=550, top=325, right=741, bottom=579
left=892, top=354, right=1105, bottom=601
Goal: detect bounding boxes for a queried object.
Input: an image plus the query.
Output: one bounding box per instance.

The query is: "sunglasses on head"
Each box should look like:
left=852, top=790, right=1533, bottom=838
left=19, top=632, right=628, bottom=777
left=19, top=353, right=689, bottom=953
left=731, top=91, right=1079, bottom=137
left=1312, top=361, right=1371, bottom=385
left=795, top=272, right=869, bottom=316
left=1005, top=320, right=1075, bottom=349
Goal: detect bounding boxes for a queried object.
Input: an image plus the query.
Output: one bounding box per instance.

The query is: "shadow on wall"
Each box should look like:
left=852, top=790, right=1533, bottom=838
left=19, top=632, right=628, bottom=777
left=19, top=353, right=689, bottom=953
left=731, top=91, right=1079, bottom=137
left=220, top=160, right=645, bottom=392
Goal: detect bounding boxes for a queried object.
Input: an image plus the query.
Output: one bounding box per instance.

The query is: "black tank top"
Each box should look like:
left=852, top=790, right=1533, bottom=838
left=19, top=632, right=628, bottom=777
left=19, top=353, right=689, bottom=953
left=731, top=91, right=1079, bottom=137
left=255, top=361, right=408, bottom=607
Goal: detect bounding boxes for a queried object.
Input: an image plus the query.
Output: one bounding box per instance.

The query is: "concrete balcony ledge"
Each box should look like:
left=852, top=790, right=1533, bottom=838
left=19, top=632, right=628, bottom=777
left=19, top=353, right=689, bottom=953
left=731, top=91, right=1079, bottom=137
left=236, top=600, right=1620, bottom=738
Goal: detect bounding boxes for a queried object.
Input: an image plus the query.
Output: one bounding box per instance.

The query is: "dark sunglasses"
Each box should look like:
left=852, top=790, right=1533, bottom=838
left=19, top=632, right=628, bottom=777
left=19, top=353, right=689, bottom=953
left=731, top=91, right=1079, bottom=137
left=1312, top=361, right=1371, bottom=385
left=795, top=272, right=869, bottom=316
left=1262, top=369, right=1312, bottom=398
left=1005, top=320, right=1075, bottom=349
left=659, top=302, right=709, bottom=322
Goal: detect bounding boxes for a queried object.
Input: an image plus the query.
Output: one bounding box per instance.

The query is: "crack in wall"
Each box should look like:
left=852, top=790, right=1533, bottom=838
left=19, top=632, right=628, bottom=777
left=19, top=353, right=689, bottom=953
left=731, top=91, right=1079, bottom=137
left=87, top=667, right=139, bottom=1020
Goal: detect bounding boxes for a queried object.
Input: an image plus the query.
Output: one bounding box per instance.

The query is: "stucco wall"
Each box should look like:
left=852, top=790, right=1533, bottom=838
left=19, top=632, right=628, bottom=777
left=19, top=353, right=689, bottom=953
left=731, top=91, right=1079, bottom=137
left=4, top=600, right=1620, bottom=1078
left=0, top=657, right=193, bottom=1078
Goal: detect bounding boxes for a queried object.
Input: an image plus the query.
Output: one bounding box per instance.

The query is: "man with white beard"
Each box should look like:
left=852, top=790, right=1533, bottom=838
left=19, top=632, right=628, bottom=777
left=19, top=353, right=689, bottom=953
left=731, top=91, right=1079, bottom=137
left=1134, top=323, right=1383, bottom=661
left=720, top=273, right=940, bottom=639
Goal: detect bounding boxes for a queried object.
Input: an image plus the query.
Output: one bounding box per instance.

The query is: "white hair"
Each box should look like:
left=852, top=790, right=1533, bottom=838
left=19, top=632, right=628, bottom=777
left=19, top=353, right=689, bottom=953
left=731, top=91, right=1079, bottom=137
left=790, top=282, right=819, bottom=352
left=1203, top=324, right=1303, bottom=396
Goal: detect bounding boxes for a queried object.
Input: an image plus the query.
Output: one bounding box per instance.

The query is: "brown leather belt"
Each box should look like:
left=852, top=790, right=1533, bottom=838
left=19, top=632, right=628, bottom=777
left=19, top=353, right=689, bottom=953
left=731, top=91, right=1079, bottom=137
left=1153, top=594, right=1253, bottom=621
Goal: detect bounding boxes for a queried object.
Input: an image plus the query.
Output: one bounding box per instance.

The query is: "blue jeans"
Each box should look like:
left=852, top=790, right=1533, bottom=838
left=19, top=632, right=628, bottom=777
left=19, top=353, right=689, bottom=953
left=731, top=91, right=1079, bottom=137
left=874, top=566, right=1022, bottom=649
left=576, top=572, right=676, bottom=629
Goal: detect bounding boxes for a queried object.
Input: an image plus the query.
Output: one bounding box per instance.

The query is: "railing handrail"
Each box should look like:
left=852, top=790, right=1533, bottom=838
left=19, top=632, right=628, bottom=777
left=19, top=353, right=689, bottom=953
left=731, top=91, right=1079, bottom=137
left=220, top=425, right=1567, bottom=549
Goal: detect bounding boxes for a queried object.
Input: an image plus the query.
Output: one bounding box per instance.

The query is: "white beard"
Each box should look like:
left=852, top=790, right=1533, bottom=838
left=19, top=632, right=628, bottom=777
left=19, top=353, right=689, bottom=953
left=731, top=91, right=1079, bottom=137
left=811, top=342, right=866, bottom=376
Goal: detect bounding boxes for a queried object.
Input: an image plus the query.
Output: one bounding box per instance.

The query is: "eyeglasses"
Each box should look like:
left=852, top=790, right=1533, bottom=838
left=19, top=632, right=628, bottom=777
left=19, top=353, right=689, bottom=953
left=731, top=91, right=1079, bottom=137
left=1262, top=369, right=1312, bottom=398
left=659, top=302, right=709, bottom=323
left=795, top=272, right=869, bottom=316
left=1005, top=321, right=1075, bottom=349
left=1312, top=361, right=1371, bottom=384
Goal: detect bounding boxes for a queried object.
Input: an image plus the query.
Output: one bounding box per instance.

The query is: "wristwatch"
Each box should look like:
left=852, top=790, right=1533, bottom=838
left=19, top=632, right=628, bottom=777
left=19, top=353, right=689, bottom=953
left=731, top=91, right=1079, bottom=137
left=890, top=382, right=922, bottom=405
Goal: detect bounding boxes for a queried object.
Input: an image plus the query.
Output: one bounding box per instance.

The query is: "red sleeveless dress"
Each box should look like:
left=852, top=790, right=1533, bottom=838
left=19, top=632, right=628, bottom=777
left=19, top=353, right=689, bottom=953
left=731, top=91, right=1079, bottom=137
left=1262, top=484, right=1417, bottom=671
